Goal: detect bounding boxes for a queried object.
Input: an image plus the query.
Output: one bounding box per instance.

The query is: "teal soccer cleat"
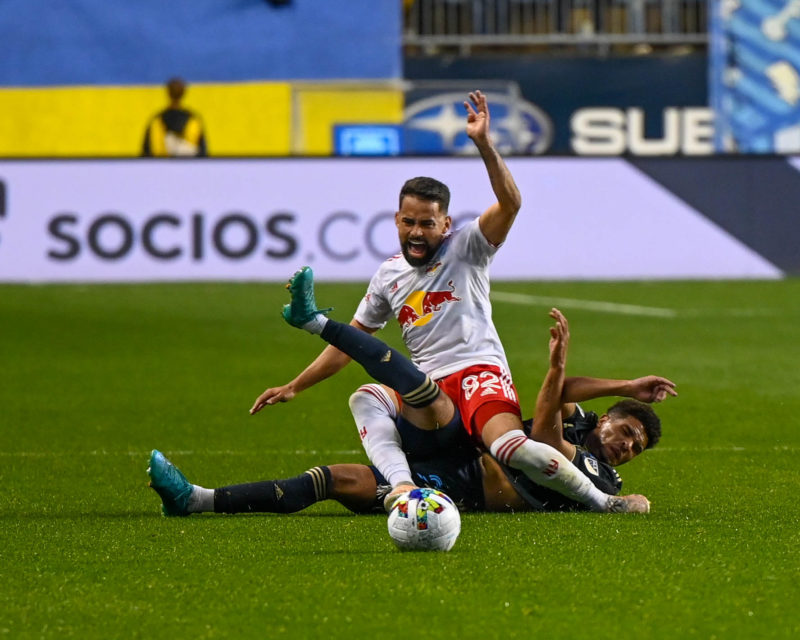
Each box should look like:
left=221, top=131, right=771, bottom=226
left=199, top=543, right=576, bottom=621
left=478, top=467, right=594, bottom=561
left=281, top=266, right=332, bottom=328
left=147, top=449, right=193, bottom=517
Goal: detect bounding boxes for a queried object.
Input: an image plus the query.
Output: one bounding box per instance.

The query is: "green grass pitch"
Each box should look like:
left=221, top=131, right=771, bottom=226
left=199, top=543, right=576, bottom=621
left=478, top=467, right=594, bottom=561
left=2, top=279, right=799, bottom=638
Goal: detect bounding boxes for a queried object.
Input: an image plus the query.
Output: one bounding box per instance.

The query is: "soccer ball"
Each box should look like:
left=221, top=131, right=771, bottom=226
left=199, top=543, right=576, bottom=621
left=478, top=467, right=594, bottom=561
left=387, top=488, right=461, bottom=552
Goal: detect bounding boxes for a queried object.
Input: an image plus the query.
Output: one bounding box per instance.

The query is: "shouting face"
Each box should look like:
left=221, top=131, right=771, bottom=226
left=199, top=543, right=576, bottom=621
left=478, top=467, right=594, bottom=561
left=395, top=195, right=451, bottom=267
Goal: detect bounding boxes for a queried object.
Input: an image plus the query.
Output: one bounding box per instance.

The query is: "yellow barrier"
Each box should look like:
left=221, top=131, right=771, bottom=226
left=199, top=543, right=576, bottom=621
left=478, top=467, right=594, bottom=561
left=0, top=81, right=403, bottom=157
left=0, top=82, right=293, bottom=156
left=293, top=84, right=405, bottom=155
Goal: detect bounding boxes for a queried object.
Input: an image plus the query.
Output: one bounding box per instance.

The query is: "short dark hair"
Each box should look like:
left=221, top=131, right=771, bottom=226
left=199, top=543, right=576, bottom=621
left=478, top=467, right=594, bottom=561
left=606, top=399, right=662, bottom=449
left=399, top=177, right=450, bottom=213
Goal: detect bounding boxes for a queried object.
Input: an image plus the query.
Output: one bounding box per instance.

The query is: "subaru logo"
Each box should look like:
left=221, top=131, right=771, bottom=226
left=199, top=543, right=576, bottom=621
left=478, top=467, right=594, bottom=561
left=404, top=91, right=553, bottom=155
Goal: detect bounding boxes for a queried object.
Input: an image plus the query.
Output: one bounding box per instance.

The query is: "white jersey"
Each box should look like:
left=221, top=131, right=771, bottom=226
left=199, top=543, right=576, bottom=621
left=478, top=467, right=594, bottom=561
left=354, top=218, right=511, bottom=381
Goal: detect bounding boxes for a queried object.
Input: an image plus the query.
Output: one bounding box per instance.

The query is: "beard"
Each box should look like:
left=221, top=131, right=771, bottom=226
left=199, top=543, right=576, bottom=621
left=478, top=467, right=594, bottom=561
left=401, top=237, right=438, bottom=267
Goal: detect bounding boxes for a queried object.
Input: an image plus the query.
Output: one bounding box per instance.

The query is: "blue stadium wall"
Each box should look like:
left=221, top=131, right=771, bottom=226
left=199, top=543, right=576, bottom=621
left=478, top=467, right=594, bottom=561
left=0, top=0, right=404, bottom=156
left=0, top=0, right=402, bottom=85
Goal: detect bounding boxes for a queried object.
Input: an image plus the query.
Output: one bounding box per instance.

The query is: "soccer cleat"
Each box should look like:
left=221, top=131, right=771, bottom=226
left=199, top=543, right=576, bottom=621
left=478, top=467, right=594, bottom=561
left=606, top=494, right=651, bottom=514
left=281, top=266, right=332, bottom=328
left=383, top=482, right=418, bottom=513
left=147, top=449, right=193, bottom=517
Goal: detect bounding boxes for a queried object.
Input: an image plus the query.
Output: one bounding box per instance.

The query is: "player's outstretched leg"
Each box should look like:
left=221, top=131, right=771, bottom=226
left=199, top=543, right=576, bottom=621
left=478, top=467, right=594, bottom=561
left=147, top=449, right=193, bottom=517
left=281, top=266, right=332, bottom=333
left=283, top=268, right=440, bottom=408
left=488, top=430, right=650, bottom=514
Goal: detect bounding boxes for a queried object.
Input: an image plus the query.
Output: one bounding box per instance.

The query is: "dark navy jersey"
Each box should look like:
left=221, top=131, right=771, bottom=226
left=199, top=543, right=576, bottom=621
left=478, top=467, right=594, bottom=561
left=561, top=405, right=602, bottom=449
left=509, top=405, right=623, bottom=512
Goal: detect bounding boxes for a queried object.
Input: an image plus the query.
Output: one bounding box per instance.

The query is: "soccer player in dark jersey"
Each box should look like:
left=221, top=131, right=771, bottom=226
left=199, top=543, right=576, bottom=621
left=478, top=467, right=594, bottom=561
left=501, top=307, right=665, bottom=510
left=146, top=401, right=656, bottom=516
left=342, top=307, right=665, bottom=512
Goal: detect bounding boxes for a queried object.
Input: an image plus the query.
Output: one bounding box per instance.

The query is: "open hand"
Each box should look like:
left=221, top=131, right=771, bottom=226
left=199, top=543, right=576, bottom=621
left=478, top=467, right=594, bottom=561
left=250, top=384, right=296, bottom=415
left=548, top=308, right=569, bottom=369
left=464, top=90, right=490, bottom=143
left=626, top=376, right=678, bottom=403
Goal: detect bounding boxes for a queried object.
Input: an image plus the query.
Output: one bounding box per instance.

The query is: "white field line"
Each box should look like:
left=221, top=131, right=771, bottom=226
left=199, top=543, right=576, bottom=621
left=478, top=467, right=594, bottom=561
left=1, top=445, right=798, bottom=458
left=491, top=291, right=678, bottom=317
left=491, top=291, right=779, bottom=319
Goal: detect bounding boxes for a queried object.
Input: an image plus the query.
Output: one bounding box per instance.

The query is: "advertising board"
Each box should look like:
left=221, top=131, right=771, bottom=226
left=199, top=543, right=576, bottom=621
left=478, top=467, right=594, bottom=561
left=0, top=158, right=783, bottom=282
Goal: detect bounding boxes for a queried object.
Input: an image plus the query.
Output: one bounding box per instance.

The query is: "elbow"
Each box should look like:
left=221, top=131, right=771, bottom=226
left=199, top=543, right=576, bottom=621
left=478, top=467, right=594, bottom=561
left=507, top=199, right=522, bottom=225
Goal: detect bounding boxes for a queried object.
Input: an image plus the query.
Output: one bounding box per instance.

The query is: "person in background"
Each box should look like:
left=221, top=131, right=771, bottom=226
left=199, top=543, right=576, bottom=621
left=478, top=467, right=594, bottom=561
left=141, top=77, right=207, bottom=157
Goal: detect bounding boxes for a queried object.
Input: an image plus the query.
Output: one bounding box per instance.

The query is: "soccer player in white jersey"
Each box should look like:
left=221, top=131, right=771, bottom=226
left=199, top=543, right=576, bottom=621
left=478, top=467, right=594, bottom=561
left=250, top=91, right=650, bottom=513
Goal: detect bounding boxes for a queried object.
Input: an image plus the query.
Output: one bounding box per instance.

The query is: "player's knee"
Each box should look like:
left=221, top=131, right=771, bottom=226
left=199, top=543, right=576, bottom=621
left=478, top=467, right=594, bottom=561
left=481, top=413, right=522, bottom=449
left=348, top=387, right=370, bottom=412
left=349, top=384, right=395, bottom=414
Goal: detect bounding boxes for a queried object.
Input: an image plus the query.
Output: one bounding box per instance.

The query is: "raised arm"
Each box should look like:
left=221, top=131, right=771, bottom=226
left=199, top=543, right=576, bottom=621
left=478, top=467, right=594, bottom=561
left=249, top=318, right=376, bottom=415
left=529, top=309, right=577, bottom=460
left=465, top=90, right=522, bottom=247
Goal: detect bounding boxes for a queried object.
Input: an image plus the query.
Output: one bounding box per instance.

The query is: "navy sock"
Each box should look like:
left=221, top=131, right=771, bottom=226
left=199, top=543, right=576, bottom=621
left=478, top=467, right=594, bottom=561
left=320, top=319, right=438, bottom=407
left=214, top=466, right=331, bottom=514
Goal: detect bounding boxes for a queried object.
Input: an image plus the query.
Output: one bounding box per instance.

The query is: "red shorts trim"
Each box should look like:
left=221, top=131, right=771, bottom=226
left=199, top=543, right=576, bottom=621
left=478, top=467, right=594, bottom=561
left=436, top=364, right=521, bottom=444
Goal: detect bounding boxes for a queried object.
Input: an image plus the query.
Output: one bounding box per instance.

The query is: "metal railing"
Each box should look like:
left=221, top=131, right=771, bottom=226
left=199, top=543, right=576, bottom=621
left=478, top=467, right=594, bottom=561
left=403, top=0, right=708, bottom=53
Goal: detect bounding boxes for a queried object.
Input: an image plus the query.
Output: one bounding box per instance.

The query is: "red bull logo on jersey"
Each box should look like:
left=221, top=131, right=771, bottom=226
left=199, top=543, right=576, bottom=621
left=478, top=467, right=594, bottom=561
left=397, top=280, right=461, bottom=328
left=425, top=261, right=443, bottom=275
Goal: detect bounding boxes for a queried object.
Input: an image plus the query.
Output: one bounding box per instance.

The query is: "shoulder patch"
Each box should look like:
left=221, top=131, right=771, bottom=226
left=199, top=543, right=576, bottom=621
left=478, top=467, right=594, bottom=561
left=583, top=456, right=599, bottom=476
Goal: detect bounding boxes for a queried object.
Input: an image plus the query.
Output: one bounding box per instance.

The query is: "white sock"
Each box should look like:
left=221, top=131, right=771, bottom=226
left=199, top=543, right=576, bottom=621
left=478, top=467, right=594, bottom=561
left=301, top=314, right=329, bottom=335
left=490, top=429, right=609, bottom=512
left=349, top=384, right=414, bottom=488
left=188, top=485, right=215, bottom=513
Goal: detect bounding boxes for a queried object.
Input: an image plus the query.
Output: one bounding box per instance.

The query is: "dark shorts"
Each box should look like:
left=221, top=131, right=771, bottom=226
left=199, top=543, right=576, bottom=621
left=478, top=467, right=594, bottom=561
left=395, top=406, right=473, bottom=461
left=368, top=448, right=486, bottom=513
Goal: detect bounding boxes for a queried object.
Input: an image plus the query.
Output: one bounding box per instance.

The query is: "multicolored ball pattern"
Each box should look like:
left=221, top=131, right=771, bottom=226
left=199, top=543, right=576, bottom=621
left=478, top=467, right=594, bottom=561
left=387, top=487, right=461, bottom=551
